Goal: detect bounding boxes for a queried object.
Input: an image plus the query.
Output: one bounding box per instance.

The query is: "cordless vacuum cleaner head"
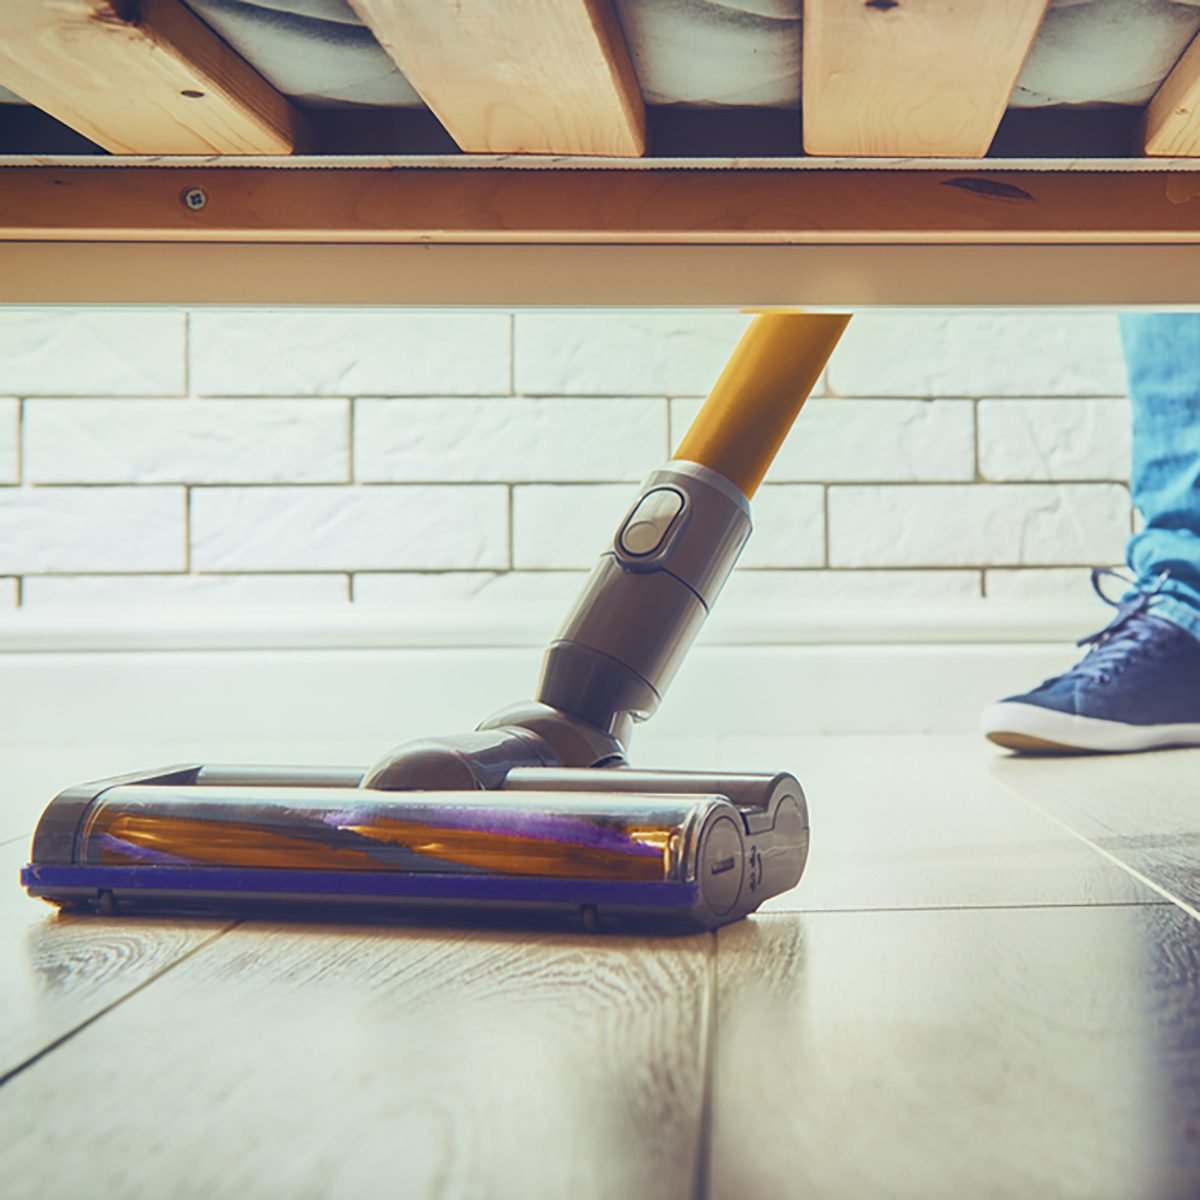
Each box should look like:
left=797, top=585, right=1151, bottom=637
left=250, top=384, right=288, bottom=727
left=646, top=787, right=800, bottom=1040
left=22, top=313, right=850, bottom=932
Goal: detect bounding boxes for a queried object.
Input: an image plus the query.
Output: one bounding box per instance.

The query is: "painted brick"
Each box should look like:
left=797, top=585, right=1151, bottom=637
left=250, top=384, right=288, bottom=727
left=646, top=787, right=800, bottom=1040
left=512, top=485, right=633, bottom=568
left=829, top=484, right=1131, bottom=568
left=352, top=571, right=589, bottom=608
left=978, top=399, right=1131, bottom=482
left=191, top=486, right=508, bottom=571
left=720, top=569, right=983, bottom=607
left=984, top=567, right=1121, bottom=602
left=25, top=399, right=349, bottom=484
left=0, top=310, right=186, bottom=396
left=512, top=483, right=824, bottom=569
left=827, top=314, right=1127, bottom=398
left=21, top=573, right=350, bottom=607
left=0, top=487, right=184, bottom=573
left=351, top=568, right=980, bottom=611
left=0, top=400, right=16, bottom=484
left=672, top=398, right=974, bottom=482
left=739, top=486, right=825, bottom=568
left=355, top=398, right=667, bottom=483
left=189, top=311, right=511, bottom=396
left=514, top=312, right=751, bottom=395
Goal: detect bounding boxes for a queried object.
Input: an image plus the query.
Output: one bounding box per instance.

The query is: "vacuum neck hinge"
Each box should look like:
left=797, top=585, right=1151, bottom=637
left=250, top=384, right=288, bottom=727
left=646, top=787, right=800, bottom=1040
left=533, top=461, right=752, bottom=736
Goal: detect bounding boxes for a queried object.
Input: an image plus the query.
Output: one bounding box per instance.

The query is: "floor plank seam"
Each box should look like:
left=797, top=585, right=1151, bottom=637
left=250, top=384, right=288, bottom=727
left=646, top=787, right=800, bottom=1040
left=0, top=917, right=241, bottom=1090
left=989, top=775, right=1200, bottom=923
left=692, top=930, right=718, bottom=1200
left=771, top=899, right=1172, bottom=918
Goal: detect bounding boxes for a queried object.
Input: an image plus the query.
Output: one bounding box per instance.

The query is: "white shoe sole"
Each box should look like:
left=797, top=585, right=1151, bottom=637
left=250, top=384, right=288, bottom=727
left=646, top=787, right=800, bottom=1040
left=981, top=701, right=1200, bottom=754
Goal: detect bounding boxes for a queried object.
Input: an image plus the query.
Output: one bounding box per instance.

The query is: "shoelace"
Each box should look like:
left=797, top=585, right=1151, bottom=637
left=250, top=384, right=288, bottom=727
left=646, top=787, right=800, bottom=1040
left=1063, top=567, right=1170, bottom=686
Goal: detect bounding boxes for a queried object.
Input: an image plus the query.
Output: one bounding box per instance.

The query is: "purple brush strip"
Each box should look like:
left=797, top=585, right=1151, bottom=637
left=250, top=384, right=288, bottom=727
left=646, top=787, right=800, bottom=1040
left=316, top=802, right=671, bottom=857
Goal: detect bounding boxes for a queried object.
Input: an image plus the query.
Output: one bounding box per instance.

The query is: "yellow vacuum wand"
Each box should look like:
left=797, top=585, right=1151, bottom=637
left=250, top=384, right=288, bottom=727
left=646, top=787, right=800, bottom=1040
left=675, top=312, right=851, bottom=499
left=530, top=312, right=850, bottom=739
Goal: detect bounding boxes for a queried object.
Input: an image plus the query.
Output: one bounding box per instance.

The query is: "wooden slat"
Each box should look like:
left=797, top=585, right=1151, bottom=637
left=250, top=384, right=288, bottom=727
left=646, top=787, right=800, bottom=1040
left=0, top=921, right=709, bottom=1196
left=0, top=0, right=303, bottom=154
left=0, top=842, right=234, bottom=1082
left=989, top=748, right=1200, bottom=912
left=714, top=905, right=1200, bottom=1197
left=802, top=0, right=1050, bottom=157
left=345, top=0, right=645, bottom=157
left=3, top=167, right=1200, bottom=244
left=1144, top=32, right=1200, bottom=156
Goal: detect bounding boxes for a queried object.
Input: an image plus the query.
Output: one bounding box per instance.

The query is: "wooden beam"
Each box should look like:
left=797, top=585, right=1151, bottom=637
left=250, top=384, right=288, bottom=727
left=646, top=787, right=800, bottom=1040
left=1, top=167, right=1200, bottom=244
left=0, top=0, right=303, bottom=154
left=802, top=0, right=1050, bottom=157
left=1143, top=31, right=1200, bottom=156
left=344, top=0, right=645, bottom=157
left=5, top=243, right=1200, bottom=308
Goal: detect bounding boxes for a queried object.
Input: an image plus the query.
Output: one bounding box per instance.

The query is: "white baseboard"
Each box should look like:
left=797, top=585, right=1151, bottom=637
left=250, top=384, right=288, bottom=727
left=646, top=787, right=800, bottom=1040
left=0, top=602, right=1092, bottom=752
left=0, top=601, right=1097, bottom=653
left=0, top=641, right=1079, bottom=751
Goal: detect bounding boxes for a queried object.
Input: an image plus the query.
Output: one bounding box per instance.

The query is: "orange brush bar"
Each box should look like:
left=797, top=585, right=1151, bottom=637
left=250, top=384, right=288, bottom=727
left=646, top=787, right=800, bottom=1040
left=673, top=312, right=850, bottom=499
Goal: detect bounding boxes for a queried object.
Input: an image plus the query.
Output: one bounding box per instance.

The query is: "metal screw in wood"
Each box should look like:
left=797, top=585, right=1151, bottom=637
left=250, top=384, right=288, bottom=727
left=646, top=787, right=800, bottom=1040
left=182, top=187, right=208, bottom=212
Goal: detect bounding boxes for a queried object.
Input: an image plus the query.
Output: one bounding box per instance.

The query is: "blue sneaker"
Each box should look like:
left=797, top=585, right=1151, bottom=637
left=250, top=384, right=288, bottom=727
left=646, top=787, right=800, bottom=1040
left=982, top=569, right=1200, bottom=753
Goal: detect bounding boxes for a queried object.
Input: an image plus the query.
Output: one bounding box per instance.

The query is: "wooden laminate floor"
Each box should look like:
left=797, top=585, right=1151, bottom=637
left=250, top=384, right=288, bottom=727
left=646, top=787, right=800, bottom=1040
left=1, top=735, right=1197, bottom=1199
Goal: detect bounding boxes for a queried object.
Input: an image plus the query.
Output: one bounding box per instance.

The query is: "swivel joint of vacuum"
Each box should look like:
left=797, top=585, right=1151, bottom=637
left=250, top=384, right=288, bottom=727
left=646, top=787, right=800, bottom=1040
left=534, top=460, right=751, bottom=733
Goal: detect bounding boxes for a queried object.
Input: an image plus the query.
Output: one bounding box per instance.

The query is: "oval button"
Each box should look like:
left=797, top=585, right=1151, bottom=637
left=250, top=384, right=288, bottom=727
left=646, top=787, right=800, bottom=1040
left=619, top=488, right=685, bottom=556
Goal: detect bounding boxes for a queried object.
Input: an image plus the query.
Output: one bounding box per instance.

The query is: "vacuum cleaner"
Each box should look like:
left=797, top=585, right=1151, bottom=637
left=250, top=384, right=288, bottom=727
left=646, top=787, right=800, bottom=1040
left=21, top=313, right=850, bottom=932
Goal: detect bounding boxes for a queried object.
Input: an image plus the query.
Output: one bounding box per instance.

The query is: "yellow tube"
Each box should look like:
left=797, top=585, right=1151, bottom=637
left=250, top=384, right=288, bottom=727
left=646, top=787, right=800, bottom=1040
left=673, top=312, right=850, bottom=499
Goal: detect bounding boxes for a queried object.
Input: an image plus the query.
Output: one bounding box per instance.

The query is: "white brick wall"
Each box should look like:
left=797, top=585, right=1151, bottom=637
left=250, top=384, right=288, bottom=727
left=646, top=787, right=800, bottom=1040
left=984, top=567, right=1113, bottom=602
left=25, top=399, right=350, bottom=484
left=978, top=399, right=1131, bottom=482
left=352, top=571, right=589, bottom=608
left=0, top=307, right=1140, bottom=614
left=24, top=573, right=350, bottom=607
left=0, top=311, right=186, bottom=395
left=190, top=312, right=511, bottom=396
left=512, top=485, right=633, bottom=568
left=0, top=399, right=17, bottom=484
left=191, top=486, right=509, bottom=571
left=0, top=487, right=184, bottom=573
left=826, top=313, right=1127, bottom=397
left=829, top=484, right=1131, bottom=568
left=355, top=398, right=668, bottom=482
left=514, top=313, right=752, bottom=395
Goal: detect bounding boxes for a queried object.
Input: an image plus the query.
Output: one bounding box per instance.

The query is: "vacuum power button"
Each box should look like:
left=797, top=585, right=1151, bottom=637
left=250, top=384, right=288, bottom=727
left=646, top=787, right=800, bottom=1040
left=619, top=488, right=685, bottom=556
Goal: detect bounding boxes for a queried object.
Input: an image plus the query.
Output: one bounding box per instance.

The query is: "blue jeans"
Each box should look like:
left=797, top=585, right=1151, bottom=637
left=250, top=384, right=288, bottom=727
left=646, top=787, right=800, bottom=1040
left=1119, top=314, right=1200, bottom=640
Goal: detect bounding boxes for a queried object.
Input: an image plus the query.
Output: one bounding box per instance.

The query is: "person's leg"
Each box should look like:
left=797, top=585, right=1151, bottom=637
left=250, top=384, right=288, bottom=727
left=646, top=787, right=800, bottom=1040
left=1120, top=313, right=1200, bottom=638
left=981, top=313, right=1200, bottom=753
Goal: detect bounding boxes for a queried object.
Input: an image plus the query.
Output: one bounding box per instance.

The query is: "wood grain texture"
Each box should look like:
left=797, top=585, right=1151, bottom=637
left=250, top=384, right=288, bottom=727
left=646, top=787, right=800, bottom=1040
left=0, top=920, right=710, bottom=1198
left=1144, top=33, right=1200, bottom=156
left=802, top=0, right=1050, bottom=157
left=345, top=0, right=644, bottom=156
left=0, top=0, right=302, bottom=154
left=4, top=166, right=1200, bottom=244
left=714, top=905, right=1200, bottom=1200
left=4, top=241, right=1200, bottom=308
left=989, top=748, right=1200, bottom=913
left=748, top=735, right=1156, bottom=912
left=0, top=842, right=233, bottom=1082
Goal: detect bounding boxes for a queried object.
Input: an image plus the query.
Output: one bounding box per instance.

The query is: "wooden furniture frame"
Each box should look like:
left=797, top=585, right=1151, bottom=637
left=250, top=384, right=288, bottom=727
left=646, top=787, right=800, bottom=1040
left=2, top=0, right=1200, bottom=306
left=3, top=160, right=1200, bottom=307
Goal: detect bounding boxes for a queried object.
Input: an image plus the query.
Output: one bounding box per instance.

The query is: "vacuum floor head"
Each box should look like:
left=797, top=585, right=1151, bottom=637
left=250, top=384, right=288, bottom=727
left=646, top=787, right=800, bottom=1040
left=21, top=764, right=808, bottom=932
